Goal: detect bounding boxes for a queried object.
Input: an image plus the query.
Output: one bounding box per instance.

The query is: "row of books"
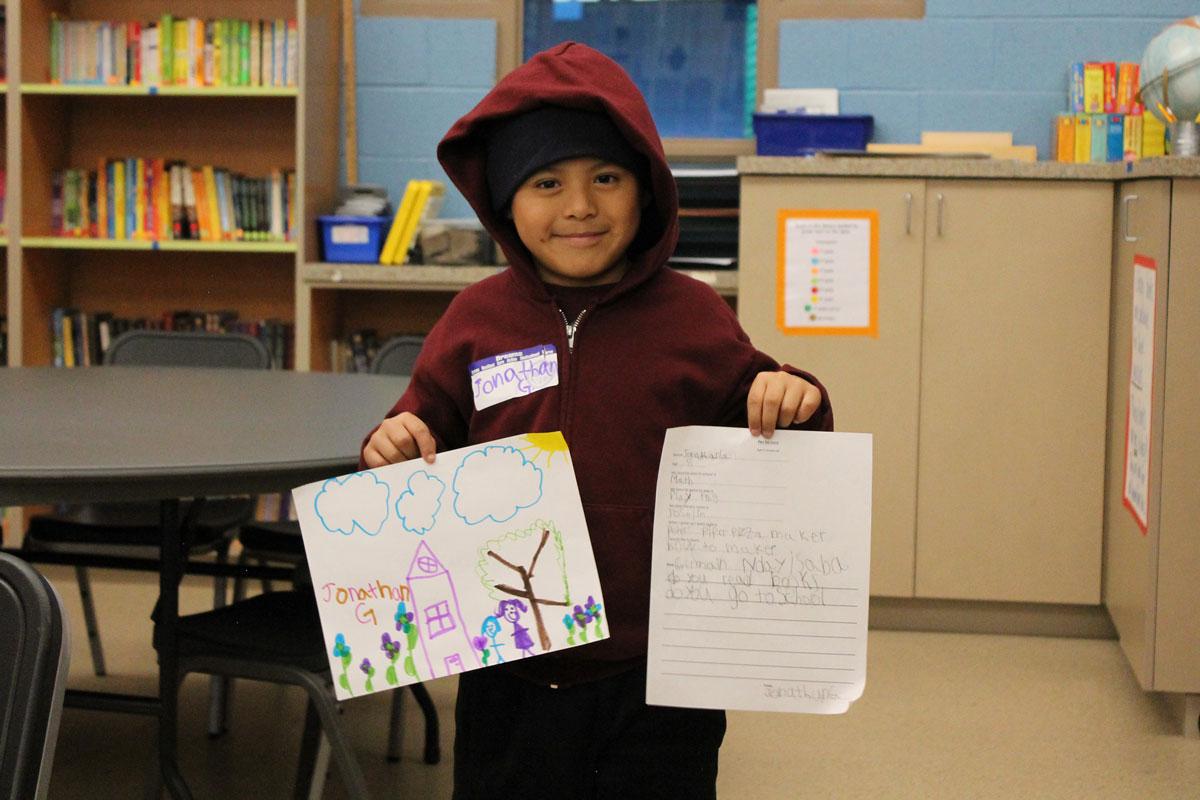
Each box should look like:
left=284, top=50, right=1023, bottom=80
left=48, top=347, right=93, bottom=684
left=1069, top=62, right=1141, bottom=116
left=50, top=308, right=294, bottom=369
left=1053, top=112, right=1167, bottom=164
left=378, top=180, right=447, bottom=264
left=50, top=16, right=298, bottom=88
left=52, top=161, right=295, bottom=242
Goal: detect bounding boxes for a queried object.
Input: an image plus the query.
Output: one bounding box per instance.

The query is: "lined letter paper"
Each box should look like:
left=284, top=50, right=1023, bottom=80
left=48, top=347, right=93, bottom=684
left=647, top=426, right=873, bottom=714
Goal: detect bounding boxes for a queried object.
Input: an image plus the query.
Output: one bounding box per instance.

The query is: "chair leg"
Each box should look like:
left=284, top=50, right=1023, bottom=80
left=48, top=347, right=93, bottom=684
left=294, top=699, right=323, bottom=799
left=408, top=683, right=441, bottom=765
left=207, top=541, right=233, bottom=737
left=308, top=737, right=333, bottom=800
left=385, top=689, right=404, bottom=762
left=259, top=557, right=274, bottom=594
left=292, top=670, right=372, bottom=800
left=74, top=565, right=107, bottom=677
left=233, top=550, right=250, bottom=602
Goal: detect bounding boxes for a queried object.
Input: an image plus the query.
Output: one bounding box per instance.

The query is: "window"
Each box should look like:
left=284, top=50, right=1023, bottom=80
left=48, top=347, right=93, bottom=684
left=524, top=0, right=757, bottom=139
left=424, top=600, right=457, bottom=638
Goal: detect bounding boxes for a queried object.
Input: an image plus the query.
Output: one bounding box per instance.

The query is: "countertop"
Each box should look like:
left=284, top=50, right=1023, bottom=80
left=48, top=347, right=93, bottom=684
left=737, top=155, right=1200, bottom=180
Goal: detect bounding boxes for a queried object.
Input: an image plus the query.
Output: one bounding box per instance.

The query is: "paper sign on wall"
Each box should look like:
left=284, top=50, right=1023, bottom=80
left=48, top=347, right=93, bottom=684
left=293, top=432, right=607, bottom=700
left=1123, top=256, right=1156, bottom=533
left=777, top=210, right=879, bottom=337
left=646, top=426, right=873, bottom=715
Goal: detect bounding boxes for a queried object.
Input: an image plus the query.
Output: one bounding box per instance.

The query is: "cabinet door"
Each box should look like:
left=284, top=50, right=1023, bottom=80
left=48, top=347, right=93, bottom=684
left=1155, top=179, right=1200, bottom=693
left=1104, top=179, right=1170, bottom=688
left=916, top=180, right=1112, bottom=603
left=739, top=176, right=925, bottom=597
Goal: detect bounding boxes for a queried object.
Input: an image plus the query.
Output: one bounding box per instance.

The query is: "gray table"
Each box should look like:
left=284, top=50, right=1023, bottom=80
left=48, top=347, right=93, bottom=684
left=0, top=366, right=407, bottom=799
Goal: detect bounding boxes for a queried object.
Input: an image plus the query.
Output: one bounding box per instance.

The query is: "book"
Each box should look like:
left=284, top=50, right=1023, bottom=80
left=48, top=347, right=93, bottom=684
left=251, top=20, right=262, bottom=87
left=1102, top=62, right=1117, bottom=114
left=113, top=160, right=127, bottom=239
left=1142, top=111, right=1166, bottom=158
left=1116, top=63, right=1139, bottom=115
left=390, top=180, right=446, bottom=265
left=182, top=164, right=199, bottom=239
left=1073, top=114, right=1091, bottom=164
left=1106, top=115, right=1124, bottom=163
left=1123, top=111, right=1143, bottom=161
left=378, top=180, right=422, bottom=264
left=1090, top=114, right=1108, bottom=163
left=1083, top=63, right=1104, bottom=114
left=1068, top=63, right=1085, bottom=114
left=203, top=166, right=222, bottom=240
left=191, top=168, right=210, bottom=240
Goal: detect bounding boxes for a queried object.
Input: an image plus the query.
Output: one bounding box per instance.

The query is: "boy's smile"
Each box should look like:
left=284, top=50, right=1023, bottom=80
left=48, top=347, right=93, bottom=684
left=510, top=157, right=644, bottom=287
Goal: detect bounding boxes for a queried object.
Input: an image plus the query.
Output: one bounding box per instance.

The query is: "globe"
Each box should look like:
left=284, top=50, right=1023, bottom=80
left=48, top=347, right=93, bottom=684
left=1140, top=16, right=1200, bottom=124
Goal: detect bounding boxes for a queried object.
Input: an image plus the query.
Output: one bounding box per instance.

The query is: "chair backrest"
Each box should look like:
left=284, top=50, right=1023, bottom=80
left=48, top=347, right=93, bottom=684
left=106, top=330, right=271, bottom=369
left=0, top=553, right=70, bottom=800
left=370, top=335, right=425, bottom=376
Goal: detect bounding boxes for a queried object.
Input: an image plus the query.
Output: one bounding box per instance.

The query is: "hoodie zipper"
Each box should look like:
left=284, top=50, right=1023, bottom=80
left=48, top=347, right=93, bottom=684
left=560, top=308, right=588, bottom=353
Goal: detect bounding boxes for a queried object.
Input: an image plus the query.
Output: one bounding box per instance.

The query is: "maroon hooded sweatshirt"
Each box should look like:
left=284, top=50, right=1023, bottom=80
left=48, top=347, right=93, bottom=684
left=362, top=42, right=833, bottom=686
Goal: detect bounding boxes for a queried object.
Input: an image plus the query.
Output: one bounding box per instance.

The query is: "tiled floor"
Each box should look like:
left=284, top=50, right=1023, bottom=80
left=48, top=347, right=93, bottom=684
left=40, top=567, right=1199, bottom=799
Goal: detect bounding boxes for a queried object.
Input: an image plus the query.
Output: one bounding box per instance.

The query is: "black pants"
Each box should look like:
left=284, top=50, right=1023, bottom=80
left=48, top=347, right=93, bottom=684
left=452, top=664, right=726, bottom=800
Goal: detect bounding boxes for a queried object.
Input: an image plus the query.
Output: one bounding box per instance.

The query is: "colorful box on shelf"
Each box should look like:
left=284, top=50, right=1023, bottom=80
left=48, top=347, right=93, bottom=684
left=752, top=112, right=874, bottom=156
left=317, top=215, right=388, bottom=263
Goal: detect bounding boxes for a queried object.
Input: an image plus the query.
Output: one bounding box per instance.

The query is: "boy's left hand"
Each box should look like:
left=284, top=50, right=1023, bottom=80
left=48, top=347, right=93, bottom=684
left=747, top=371, right=821, bottom=438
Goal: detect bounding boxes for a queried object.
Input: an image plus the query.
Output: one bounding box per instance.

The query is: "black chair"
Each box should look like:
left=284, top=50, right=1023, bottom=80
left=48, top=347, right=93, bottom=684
left=22, top=331, right=270, bottom=680
left=0, top=553, right=70, bottom=800
left=370, top=335, right=424, bottom=377
left=226, top=334, right=438, bottom=767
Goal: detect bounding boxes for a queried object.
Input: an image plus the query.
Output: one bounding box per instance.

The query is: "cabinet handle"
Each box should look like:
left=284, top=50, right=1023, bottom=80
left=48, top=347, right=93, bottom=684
left=1123, top=194, right=1140, bottom=243
left=936, top=193, right=945, bottom=237
left=904, top=192, right=913, bottom=235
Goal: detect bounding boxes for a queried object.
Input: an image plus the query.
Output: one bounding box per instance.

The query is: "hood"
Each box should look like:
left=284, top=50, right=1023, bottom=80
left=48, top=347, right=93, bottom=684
left=437, top=42, right=679, bottom=301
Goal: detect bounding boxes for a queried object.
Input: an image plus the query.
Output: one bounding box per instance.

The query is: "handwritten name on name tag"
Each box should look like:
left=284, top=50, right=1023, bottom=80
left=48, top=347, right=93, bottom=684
left=470, top=345, right=559, bottom=411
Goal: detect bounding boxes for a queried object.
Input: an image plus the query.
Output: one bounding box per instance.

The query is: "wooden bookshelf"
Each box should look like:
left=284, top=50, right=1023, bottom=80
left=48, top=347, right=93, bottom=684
left=21, top=82, right=297, bottom=97
left=2, top=0, right=338, bottom=367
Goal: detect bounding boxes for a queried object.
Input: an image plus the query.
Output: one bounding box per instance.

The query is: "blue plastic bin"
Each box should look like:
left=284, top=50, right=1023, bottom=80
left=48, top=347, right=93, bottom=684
left=752, top=112, right=874, bottom=156
left=318, top=215, right=389, bottom=263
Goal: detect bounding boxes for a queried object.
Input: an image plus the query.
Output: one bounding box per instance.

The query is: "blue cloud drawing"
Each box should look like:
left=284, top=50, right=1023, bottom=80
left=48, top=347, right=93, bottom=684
left=314, top=472, right=390, bottom=536
left=395, top=471, right=446, bottom=535
left=452, top=446, right=544, bottom=525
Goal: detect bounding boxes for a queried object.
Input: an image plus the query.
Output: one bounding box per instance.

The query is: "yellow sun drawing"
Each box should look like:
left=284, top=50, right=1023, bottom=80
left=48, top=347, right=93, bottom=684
left=520, top=431, right=570, bottom=466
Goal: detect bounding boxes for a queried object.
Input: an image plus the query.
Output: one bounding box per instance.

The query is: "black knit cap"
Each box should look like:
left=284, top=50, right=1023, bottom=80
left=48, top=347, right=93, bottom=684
left=485, top=106, right=646, bottom=212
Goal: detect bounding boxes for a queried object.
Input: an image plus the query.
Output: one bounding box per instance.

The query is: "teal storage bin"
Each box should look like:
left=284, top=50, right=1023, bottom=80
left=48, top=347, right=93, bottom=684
left=318, top=215, right=388, bottom=263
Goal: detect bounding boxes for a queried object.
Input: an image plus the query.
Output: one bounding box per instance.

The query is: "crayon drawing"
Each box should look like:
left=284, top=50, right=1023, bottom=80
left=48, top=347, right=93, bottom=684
left=293, top=432, right=608, bottom=700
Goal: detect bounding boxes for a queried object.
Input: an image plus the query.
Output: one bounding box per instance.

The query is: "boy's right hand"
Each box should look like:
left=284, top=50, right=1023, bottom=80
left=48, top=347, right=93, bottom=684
left=362, top=412, right=438, bottom=468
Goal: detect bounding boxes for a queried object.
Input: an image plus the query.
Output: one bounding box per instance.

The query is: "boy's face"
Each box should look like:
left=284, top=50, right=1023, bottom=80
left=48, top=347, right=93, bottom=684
left=509, top=157, right=643, bottom=287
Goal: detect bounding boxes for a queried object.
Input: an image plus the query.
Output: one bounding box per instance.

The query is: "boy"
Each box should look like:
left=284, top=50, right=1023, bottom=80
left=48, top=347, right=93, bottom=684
left=361, top=42, right=832, bottom=799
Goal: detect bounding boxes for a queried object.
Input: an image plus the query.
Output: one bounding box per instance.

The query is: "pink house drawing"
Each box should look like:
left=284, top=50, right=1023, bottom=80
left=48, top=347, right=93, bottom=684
left=406, top=541, right=479, bottom=678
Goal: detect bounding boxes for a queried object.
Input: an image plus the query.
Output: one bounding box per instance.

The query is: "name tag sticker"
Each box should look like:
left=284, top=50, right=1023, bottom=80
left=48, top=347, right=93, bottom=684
left=470, top=345, right=559, bottom=411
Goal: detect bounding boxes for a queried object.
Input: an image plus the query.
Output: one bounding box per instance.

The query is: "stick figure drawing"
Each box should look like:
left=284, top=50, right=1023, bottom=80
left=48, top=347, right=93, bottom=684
left=498, top=599, right=535, bottom=658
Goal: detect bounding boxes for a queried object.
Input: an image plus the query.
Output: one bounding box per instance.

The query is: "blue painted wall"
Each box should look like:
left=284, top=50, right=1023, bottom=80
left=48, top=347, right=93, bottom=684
left=352, top=13, right=495, bottom=219
left=350, top=1, right=1198, bottom=202
left=779, top=1, right=1196, bottom=157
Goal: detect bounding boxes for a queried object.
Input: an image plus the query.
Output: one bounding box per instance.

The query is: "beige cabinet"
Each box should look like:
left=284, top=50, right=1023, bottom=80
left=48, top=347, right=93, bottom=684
left=739, top=176, right=1113, bottom=604
left=1105, top=179, right=1200, bottom=703
left=739, top=177, right=926, bottom=598
left=916, top=181, right=1112, bottom=603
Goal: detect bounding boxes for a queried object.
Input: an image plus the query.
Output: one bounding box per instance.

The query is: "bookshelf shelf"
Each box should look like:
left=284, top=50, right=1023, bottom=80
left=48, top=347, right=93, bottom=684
left=302, top=263, right=505, bottom=292
left=301, top=262, right=739, bottom=296
left=22, top=237, right=297, bottom=253
left=21, top=83, right=298, bottom=98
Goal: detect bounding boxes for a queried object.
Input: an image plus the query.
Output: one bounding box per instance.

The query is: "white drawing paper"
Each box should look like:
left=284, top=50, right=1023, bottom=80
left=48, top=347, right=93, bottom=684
left=647, top=426, right=873, bottom=715
left=293, top=432, right=607, bottom=700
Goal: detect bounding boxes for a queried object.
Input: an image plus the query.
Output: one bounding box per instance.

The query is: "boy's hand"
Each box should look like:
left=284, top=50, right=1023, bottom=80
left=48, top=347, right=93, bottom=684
left=362, top=412, right=438, bottom=468
left=747, top=371, right=821, bottom=438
